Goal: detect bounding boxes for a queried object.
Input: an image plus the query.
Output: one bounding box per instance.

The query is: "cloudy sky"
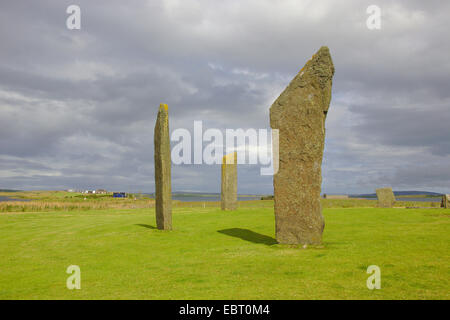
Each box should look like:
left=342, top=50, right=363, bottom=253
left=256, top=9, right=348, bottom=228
left=0, top=0, right=449, bottom=194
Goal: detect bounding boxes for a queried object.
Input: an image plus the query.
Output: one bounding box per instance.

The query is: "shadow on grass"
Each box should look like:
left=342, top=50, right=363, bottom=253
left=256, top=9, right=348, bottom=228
left=218, top=228, right=277, bottom=246
left=135, top=224, right=157, bottom=229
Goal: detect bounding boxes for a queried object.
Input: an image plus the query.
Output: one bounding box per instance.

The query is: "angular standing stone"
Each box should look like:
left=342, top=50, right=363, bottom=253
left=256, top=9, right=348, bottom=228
left=221, top=152, right=237, bottom=211
left=376, top=187, right=396, bottom=208
left=441, top=194, right=450, bottom=208
left=154, top=103, right=172, bottom=230
left=270, top=46, right=334, bottom=245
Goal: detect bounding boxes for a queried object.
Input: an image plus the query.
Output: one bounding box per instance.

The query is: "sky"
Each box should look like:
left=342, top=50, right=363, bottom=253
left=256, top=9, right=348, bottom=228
left=0, top=0, right=449, bottom=194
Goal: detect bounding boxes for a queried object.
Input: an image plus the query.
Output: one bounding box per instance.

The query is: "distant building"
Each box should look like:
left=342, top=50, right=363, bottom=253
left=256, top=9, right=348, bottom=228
left=113, top=192, right=127, bottom=198
left=83, top=190, right=107, bottom=194
left=323, top=194, right=349, bottom=199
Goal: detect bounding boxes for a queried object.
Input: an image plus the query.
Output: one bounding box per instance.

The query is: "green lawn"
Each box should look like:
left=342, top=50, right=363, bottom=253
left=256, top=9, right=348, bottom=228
left=0, top=206, right=448, bottom=299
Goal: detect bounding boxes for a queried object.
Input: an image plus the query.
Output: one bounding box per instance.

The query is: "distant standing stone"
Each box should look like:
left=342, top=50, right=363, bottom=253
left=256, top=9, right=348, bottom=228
left=441, top=194, right=450, bottom=208
left=154, top=103, right=172, bottom=230
left=270, top=46, right=334, bottom=245
left=221, top=152, right=237, bottom=211
left=376, top=187, right=396, bottom=208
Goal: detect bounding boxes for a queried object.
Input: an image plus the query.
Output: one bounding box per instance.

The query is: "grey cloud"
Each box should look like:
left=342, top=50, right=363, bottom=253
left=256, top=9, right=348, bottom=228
left=0, top=0, right=449, bottom=194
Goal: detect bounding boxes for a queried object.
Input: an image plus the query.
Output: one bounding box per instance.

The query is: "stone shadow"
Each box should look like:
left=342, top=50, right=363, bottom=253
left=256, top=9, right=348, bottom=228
left=217, top=228, right=277, bottom=246
left=135, top=224, right=157, bottom=229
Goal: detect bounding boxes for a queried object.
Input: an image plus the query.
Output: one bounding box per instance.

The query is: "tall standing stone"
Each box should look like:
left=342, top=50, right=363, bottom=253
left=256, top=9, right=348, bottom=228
left=221, top=152, right=237, bottom=211
left=441, top=194, right=450, bottom=208
left=154, top=103, right=172, bottom=230
left=376, top=187, right=396, bottom=208
left=270, top=46, right=334, bottom=245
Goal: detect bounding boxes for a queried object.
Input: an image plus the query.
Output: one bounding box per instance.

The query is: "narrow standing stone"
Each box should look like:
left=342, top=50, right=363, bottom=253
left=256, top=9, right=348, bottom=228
left=221, top=152, right=237, bottom=211
left=154, top=103, right=172, bottom=230
left=441, top=194, right=450, bottom=208
left=376, top=187, right=396, bottom=208
left=270, top=46, right=334, bottom=245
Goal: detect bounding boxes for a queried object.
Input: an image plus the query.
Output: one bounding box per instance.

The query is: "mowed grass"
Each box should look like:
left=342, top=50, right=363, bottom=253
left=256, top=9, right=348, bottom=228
left=0, top=206, right=448, bottom=299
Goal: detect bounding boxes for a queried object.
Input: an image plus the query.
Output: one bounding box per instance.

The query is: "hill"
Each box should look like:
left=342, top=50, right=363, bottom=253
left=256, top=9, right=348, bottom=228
left=351, top=191, right=443, bottom=198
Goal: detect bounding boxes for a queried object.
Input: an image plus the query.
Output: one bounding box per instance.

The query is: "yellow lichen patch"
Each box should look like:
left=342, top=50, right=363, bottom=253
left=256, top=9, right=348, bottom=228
left=160, top=103, right=168, bottom=111
left=222, top=152, right=237, bottom=165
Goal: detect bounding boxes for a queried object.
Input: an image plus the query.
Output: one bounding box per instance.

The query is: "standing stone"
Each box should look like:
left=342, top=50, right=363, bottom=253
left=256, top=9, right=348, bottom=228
left=441, top=194, right=450, bottom=208
left=376, top=187, right=396, bottom=208
left=270, top=46, right=334, bottom=245
left=154, top=103, right=172, bottom=230
left=221, top=152, right=237, bottom=211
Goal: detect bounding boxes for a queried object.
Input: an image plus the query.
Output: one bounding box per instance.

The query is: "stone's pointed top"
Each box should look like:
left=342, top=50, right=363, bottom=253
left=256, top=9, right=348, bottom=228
left=159, top=103, right=168, bottom=111
left=222, top=152, right=237, bottom=165
left=317, top=46, right=330, bottom=55
left=301, top=46, right=334, bottom=82
left=308, top=46, right=331, bottom=61
left=270, top=46, right=334, bottom=128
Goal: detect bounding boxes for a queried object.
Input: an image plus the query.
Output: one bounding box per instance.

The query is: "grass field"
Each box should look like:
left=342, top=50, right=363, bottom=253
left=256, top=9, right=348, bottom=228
left=0, top=190, right=441, bottom=213
left=0, top=201, right=448, bottom=299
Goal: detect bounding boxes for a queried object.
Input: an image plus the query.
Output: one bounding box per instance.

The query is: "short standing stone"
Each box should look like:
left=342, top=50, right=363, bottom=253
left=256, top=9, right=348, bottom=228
left=441, top=194, right=450, bottom=208
left=154, top=103, right=172, bottom=230
left=221, top=152, right=237, bottom=211
left=376, top=187, right=396, bottom=208
left=270, top=46, right=334, bottom=245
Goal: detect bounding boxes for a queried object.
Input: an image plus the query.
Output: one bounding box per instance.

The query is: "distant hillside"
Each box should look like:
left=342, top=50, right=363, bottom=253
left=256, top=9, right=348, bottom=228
left=351, top=191, right=443, bottom=198
left=0, top=189, right=22, bottom=192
